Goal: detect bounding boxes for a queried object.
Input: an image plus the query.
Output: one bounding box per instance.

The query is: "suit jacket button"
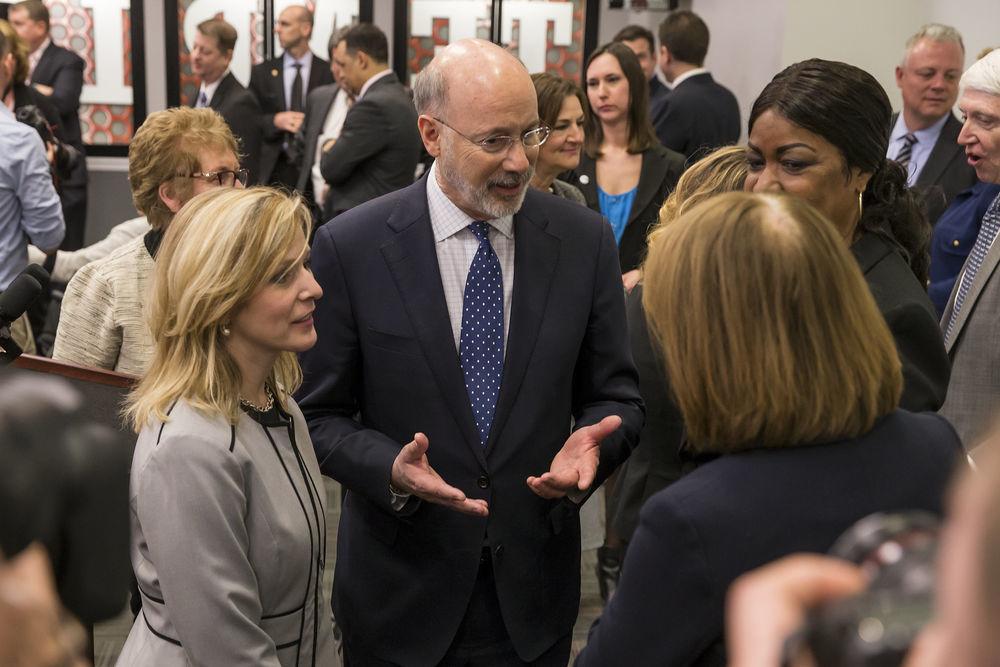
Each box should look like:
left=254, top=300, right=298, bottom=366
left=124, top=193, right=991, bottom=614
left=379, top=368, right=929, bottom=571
left=477, top=475, right=490, bottom=489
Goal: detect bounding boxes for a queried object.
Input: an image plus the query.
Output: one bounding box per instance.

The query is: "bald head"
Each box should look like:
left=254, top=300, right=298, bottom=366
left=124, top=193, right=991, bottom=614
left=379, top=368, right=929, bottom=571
left=413, top=39, right=534, bottom=119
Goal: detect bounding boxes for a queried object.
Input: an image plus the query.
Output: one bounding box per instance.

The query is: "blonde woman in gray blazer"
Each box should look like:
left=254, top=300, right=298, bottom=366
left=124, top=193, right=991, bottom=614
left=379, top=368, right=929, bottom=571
left=119, top=188, right=334, bottom=666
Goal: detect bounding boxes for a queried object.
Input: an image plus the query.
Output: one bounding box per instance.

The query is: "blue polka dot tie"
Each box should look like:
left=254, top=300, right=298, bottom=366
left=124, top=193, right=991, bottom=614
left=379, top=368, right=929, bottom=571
left=460, top=222, right=505, bottom=446
left=947, top=194, right=1000, bottom=340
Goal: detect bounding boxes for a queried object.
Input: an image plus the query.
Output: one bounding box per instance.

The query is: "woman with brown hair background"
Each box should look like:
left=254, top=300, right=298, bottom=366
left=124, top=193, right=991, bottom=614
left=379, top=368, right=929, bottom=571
left=568, top=42, right=685, bottom=291
left=575, top=192, right=963, bottom=666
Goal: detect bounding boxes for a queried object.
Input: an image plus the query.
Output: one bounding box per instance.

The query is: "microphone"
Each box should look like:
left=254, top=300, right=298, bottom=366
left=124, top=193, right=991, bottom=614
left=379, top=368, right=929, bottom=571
left=23, top=263, right=50, bottom=292
left=0, top=273, right=43, bottom=325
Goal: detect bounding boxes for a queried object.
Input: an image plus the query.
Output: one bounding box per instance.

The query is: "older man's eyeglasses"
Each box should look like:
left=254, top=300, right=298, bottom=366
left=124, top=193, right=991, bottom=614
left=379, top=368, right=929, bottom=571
left=181, top=168, right=249, bottom=187
left=432, top=117, right=550, bottom=154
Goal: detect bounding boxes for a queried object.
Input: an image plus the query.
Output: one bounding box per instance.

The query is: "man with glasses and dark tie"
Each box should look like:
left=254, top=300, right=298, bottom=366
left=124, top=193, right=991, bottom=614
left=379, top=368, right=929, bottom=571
left=54, top=108, right=245, bottom=376
left=249, top=5, right=333, bottom=190
left=318, top=23, right=422, bottom=219
left=297, top=39, right=643, bottom=666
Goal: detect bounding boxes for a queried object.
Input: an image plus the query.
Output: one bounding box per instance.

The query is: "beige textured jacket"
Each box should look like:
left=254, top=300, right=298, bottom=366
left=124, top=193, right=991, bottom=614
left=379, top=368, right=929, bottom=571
left=53, top=234, right=153, bottom=376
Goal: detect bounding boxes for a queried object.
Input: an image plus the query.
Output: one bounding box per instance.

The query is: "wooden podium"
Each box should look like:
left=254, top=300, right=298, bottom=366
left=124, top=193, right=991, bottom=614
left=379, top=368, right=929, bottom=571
left=11, top=354, right=136, bottom=447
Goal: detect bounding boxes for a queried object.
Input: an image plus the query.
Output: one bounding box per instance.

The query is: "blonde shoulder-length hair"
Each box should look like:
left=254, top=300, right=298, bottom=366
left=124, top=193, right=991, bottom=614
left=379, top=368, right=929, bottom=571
left=125, top=187, right=312, bottom=431
left=642, top=191, right=902, bottom=452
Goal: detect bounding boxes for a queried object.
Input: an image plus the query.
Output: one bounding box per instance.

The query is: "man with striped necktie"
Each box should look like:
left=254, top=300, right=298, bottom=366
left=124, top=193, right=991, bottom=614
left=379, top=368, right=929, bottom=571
left=940, top=49, right=1000, bottom=452
left=889, top=24, right=976, bottom=224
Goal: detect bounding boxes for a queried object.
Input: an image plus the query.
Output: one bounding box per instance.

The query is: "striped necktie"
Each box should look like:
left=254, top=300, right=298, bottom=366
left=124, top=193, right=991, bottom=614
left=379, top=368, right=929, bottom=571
left=895, top=133, right=918, bottom=169
left=946, top=194, right=1000, bottom=340
left=196, top=90, right=208, bottom=108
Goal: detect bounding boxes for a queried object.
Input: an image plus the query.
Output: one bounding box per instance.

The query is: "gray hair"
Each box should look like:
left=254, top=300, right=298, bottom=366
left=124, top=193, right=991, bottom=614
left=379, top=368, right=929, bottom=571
left=412, top=60, right=447, bottom=116
left=961, top=49, right=1000, bottom=98
left=327, top=24, right=351, bottom=59
left=901, top=24, right=964, bottom=67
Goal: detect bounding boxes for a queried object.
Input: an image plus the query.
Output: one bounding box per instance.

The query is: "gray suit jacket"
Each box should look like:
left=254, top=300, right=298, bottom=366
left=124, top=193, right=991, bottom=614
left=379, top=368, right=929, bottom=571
left=940, top=191, right=1000, bottom=449
left=319, top=72, right=421, bottom=218
left=294, top=82, right=341, bottom=197
left=119, top=399, right=335, bottom=666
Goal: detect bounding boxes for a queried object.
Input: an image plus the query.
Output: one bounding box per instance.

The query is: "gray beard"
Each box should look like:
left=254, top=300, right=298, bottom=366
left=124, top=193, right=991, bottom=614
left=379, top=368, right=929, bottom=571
left=438, top=157, right=534, bottom=219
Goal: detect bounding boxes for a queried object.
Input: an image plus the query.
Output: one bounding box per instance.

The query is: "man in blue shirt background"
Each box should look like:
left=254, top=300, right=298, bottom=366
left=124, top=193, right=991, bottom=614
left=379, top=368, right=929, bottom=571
left=889, top=24, right=976, bottom=224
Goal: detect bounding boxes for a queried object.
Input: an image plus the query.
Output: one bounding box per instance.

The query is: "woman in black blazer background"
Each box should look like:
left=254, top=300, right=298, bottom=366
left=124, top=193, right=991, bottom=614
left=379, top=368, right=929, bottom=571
left=569, top=42, right=685, bottom=291
left=575, top=192, right=965, bottom=667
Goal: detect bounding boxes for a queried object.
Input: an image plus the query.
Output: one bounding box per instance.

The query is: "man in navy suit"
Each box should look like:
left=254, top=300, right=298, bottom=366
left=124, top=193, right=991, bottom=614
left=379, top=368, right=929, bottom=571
left=248, top=5, right=333, bottom=190
left=297, top=39, right=643, bottom=666
left=652, top=10, right=740, bottom=161
left=613, top=24, right=669, bottom=112
left=9, top=0, right=87, bottom=250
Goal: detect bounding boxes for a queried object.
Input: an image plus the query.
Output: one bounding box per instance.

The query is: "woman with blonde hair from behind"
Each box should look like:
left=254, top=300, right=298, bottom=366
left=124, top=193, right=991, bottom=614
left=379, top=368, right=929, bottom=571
left=119, top=187, right=334, bottom=666
left=575, top=192, right=964, bottom=667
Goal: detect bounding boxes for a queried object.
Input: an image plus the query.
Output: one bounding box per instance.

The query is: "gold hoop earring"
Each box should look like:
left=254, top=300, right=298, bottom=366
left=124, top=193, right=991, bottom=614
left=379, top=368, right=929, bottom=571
left=857, top=191, right=864, bottom=219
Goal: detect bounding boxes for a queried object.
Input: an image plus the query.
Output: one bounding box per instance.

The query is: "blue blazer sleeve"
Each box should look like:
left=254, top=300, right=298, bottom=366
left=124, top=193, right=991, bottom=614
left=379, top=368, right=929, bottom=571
left=295, top=223, right=403, bottom=512
left=576, top=493, right=721, bottom=666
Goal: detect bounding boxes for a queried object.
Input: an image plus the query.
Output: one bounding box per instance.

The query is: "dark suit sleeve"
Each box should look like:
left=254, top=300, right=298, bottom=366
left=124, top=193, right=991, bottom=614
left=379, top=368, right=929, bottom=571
left=576, top=494, right=720, bottom=666
left=887, top=301, right=950, bottom=412
left=38, top=50, right=84, bottom=118
left=227, top=92, right=264, bottom=185
left=652, top=96, right=689, bottom=155
left=319, top=98, right=387, bottom=185
left=247, top=65, right=282, bottom=143
left=573, top=220, right=645, bottom=488
left=295, top=224, right=404, bottom=512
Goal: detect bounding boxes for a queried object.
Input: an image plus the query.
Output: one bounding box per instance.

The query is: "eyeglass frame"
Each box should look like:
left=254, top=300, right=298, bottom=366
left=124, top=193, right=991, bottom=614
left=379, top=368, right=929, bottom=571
left=430, top=116, right=550, bottom=154
left=178, top=168, right=250, bottom=188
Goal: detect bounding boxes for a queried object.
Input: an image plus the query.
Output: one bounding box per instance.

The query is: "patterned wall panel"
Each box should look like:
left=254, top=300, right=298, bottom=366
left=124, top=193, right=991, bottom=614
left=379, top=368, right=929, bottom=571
left=44, top=0, right=136, bottom=146
left=407, top=0, right=586, bottom=83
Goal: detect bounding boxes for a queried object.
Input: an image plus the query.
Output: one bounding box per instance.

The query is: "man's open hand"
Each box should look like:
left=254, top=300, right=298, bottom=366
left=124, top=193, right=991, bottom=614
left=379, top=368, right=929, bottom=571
left=391, top=433, right=489, bottom=516
left=527, top=415, right=622, bottom=499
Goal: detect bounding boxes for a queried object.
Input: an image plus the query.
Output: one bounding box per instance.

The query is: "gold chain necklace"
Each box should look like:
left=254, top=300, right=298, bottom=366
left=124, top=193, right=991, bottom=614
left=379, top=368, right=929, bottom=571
left=239, top=385, right=275, bottom=413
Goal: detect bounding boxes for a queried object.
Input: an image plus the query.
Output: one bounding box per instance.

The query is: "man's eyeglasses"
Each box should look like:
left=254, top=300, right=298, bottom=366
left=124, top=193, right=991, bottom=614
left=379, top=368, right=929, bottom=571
left=181, top=168, right=249, bottom=187
left=432, top=117, right=550, bottom=154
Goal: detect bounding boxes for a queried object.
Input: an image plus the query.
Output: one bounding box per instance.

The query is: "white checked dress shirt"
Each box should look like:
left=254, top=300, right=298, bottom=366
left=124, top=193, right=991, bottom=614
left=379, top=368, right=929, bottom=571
left=425, top=162, right=515, bottom=350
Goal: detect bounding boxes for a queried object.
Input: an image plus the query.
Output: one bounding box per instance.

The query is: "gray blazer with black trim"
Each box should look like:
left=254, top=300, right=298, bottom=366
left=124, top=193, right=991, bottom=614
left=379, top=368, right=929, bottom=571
left=118, top=399, right=335, bottom=666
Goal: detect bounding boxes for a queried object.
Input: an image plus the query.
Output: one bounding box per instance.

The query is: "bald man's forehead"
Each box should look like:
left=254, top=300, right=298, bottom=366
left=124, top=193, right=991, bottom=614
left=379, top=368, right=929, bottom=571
left=280, top=5, right=309, bottom=22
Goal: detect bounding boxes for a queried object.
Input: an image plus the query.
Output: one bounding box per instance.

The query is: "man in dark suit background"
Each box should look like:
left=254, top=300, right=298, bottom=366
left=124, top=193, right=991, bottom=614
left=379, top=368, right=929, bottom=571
left=652, top=10, right=740, bottom=162
left=190, top=19, right=262, bottom=185
left=9, top=0, right=86, bottom=250
left=295, top=27, right=352, bottom=217
left=613, top=25, right=668, bottom=112
left=248, top=5, right=332, bottom=190
left=296, top=39, right=643, bottom=665
left=319, top=23, right=421, bottom=218
left=889, top=24, right=976, bottom=225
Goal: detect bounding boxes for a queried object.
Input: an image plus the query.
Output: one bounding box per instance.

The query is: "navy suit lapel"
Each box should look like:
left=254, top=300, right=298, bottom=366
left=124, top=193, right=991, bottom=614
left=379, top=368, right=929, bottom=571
left=379, top=184, right=486, bottom=465
left=917, top=114, right=962, bottom=188
left=31, top=43, right=56, bottom=83
left=486, top=199, right=560, bottom=453
left=208, top=74, right=232, bottom=110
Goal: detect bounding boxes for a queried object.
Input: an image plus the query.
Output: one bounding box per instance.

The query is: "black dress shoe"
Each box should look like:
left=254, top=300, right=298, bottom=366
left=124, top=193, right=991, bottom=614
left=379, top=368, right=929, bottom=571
left=595, top=545, right=622, bottom=603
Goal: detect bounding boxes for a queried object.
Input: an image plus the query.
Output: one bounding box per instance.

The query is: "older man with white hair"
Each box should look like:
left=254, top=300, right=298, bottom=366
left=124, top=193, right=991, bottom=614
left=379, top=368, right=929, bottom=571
left=297, top=39, right=643, bottom=665
left=940, top=49, right=1000, bottom=451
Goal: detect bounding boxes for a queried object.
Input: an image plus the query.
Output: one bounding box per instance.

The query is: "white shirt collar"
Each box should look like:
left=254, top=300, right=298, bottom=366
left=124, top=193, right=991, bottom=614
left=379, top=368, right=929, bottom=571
left=200, top=69, right=230, bottom=104
left=357, top=69, right=393, bottom=101
left=426, top=162, right=514, bottom=242
left=283, top=50, right=312, bottom=69
left=671, top=67, right=709, bottom=88
left=30, top=37, right=51, bottom=60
